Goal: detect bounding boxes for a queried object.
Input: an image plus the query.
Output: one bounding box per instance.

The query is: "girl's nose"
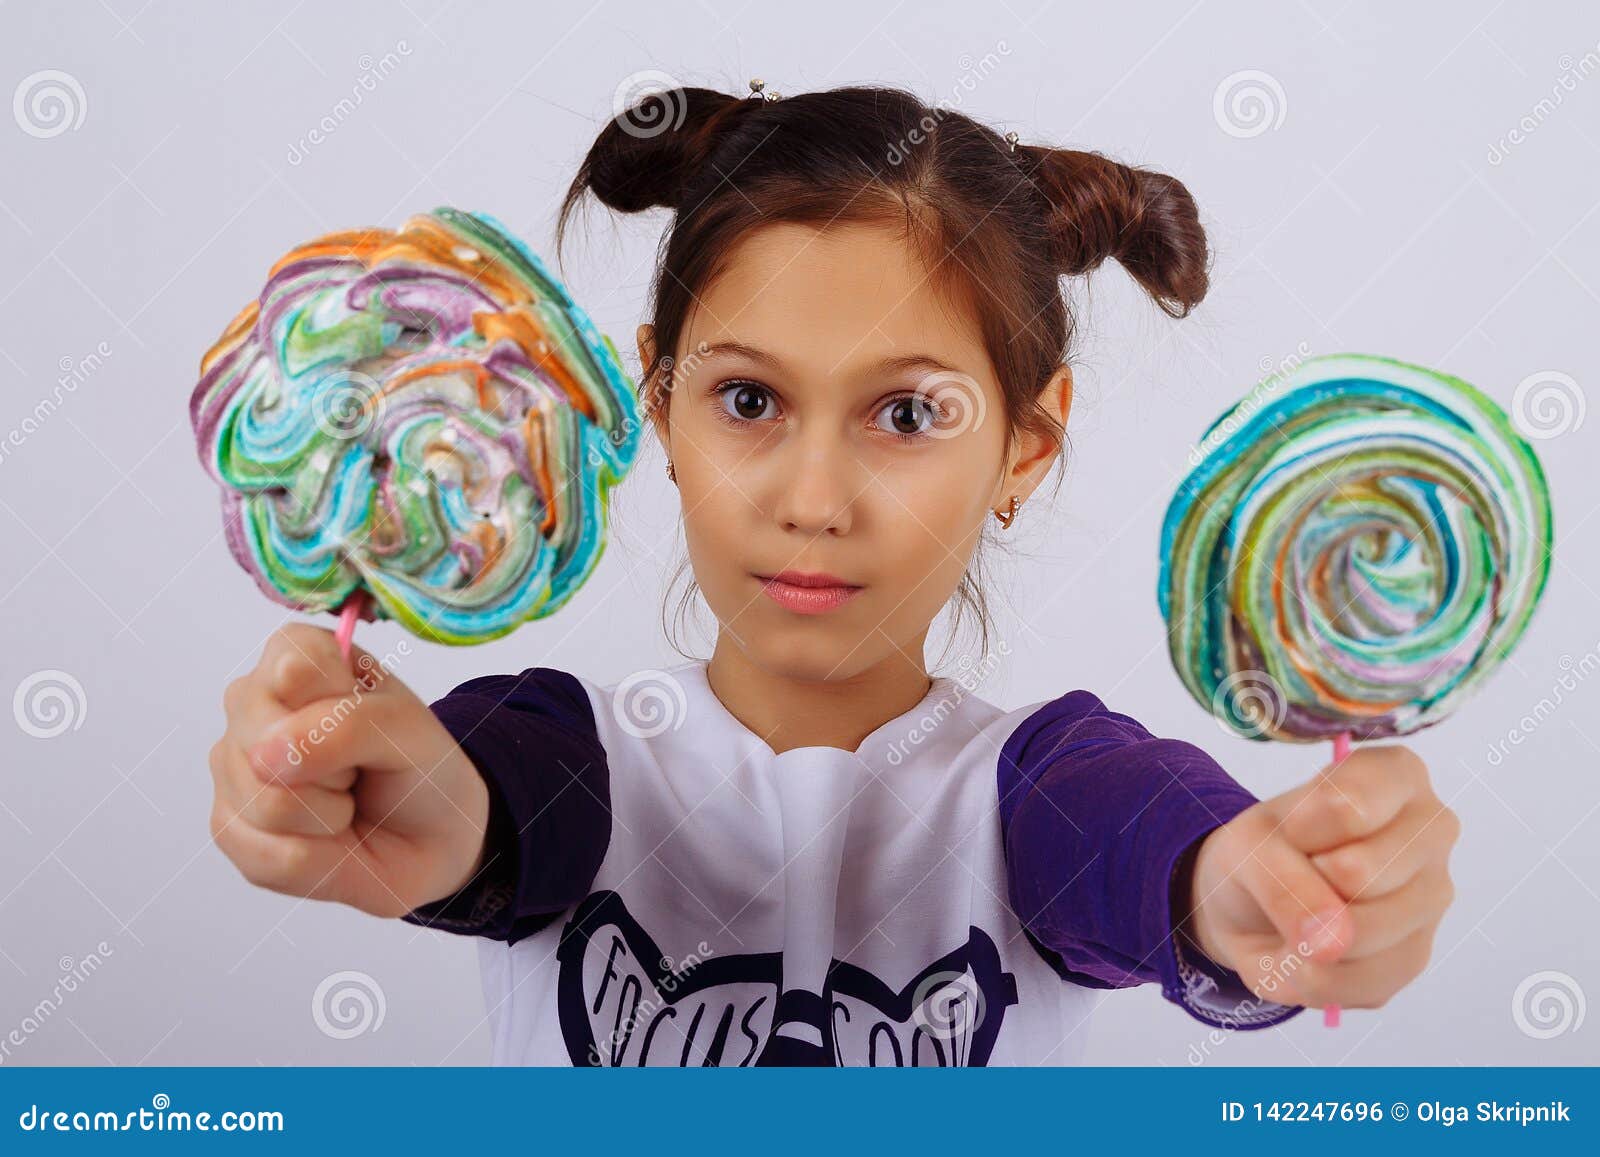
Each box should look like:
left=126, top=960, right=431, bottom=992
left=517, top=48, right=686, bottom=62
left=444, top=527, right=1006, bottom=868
left=770, top=432, right=857, bottom=536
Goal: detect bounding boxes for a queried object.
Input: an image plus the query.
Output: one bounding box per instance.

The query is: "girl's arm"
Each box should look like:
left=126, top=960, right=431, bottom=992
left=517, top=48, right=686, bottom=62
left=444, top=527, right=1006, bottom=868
left=998, top=690, right=1302, bottom=1030
left=401, top=668, right=612, bottom=945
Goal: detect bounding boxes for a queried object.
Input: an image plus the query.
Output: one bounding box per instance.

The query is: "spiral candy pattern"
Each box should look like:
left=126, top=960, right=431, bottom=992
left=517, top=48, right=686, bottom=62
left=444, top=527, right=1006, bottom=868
left=190, top=208, right=641, bottom=645
left=1159, top=353, right=1552, bottom=742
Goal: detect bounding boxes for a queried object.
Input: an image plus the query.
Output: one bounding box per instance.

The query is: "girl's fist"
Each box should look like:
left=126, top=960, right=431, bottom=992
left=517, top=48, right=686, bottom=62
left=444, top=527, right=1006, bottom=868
left=208, top=623, right=489, bottom=917
left=1183, top=744, right=1460, bottom=1011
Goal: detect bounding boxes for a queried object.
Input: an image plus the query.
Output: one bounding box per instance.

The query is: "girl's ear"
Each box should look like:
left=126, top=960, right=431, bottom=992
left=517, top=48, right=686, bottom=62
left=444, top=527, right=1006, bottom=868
left=637, top=322, right=671, bottom=456
left=1047, top=363, right=1073, bottom=430
left=999, top=365, right=1073, bottom=506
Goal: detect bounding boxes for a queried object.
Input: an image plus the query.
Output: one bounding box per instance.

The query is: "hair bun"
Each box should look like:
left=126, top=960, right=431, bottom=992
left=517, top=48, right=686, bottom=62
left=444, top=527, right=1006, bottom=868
left=569, top=86, right=751, bottom=216
left=1024, top=146, right=1210, bottom=318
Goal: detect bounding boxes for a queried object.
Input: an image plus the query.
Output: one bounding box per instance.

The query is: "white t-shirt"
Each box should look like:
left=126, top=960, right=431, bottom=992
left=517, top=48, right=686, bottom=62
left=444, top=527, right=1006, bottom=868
left=408, top=656, right=1300, bottom=1065
left=476, top=657, right=1095, bottom=1066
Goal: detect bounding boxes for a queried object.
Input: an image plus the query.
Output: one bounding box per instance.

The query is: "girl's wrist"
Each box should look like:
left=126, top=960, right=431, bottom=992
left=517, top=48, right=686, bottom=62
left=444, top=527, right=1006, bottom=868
left=1172, top=830, right=1234, bottom=973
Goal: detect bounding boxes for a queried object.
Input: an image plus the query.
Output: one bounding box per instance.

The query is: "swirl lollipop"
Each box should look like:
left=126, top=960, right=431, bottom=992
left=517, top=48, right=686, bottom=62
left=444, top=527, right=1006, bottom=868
left=1159, top=352, right=1553, bottom=1023
left=190, top=207, right=641, bottom=653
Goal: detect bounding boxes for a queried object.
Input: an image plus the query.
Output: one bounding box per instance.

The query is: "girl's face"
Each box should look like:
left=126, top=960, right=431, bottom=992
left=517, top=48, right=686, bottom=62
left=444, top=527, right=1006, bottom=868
left=642, top=219, right=1067, bottom=683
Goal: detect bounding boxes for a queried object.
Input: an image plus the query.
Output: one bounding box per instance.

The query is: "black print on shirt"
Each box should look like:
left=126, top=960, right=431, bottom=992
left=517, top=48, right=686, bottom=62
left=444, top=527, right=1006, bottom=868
left=555, top=890, right=1019, bottom=1066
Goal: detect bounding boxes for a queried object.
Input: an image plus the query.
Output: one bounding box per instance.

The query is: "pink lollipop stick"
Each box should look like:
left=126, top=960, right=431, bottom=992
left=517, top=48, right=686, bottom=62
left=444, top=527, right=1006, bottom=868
left=334, top=591, right=368, bottom=665
left=1322, top=729, right=1353, bottom=1029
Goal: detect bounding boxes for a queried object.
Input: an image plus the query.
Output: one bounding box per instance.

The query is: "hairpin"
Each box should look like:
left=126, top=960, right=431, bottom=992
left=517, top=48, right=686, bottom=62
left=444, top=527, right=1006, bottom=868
left=748, top=78, right=781, bottom=102
left=1003, top=131, right=1019, bottom=153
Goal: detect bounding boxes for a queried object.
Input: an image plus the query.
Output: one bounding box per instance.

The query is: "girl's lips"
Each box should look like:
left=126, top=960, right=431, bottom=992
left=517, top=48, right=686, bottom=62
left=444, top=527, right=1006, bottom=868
left=756, top=575, right=863, bottom=615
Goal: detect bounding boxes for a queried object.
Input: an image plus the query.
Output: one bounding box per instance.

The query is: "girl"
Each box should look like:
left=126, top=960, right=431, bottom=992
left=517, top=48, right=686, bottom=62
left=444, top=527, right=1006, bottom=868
left=208, top=83, right=1459, bottom=1066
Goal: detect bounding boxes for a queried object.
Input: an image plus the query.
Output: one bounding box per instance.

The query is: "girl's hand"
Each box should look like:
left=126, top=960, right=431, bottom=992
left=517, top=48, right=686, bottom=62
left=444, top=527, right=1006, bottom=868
left=1182, top=745, right=1460, bottom=1011
left=208, top=623, right=490, bottom=917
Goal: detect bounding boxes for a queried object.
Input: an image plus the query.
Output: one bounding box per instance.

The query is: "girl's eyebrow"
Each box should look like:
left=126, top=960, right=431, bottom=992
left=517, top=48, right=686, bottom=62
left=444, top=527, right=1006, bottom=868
left=695, top=341, right=961, bottom=378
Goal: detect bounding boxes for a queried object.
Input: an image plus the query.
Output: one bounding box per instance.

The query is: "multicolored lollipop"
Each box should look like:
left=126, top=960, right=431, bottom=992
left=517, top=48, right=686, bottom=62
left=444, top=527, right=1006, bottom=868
left=1159, top=352, right=1553, bottom=1028
left=1160, top=352, right=1551, bottom=744
left=190, top=207, right=641, bottom=648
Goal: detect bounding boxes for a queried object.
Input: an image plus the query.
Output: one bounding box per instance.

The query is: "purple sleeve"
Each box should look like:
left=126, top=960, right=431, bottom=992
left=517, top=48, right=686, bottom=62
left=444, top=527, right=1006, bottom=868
left=998, top=690, right=1302, bottom=1031
left=400, top=667, right=611, bottom=947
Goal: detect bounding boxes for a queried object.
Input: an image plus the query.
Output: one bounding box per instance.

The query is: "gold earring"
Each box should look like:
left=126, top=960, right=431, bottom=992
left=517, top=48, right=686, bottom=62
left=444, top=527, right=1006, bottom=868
left=666, top=458, right=677, bottom=483
left=994, top=494, right=1021, bottom=529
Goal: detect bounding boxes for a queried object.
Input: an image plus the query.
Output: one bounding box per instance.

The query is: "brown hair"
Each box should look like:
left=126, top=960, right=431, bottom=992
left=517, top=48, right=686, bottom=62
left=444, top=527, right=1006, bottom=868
left=557, top=83, right=1210, bottom=666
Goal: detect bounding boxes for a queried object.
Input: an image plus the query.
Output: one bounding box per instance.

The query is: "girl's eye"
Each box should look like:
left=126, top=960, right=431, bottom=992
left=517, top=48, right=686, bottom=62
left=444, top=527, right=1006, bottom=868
left=874, top=394, right=942, bottom=442
left=714, top=380, right=778, bottom=424
left=711, top=380, right=943, bottom=443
